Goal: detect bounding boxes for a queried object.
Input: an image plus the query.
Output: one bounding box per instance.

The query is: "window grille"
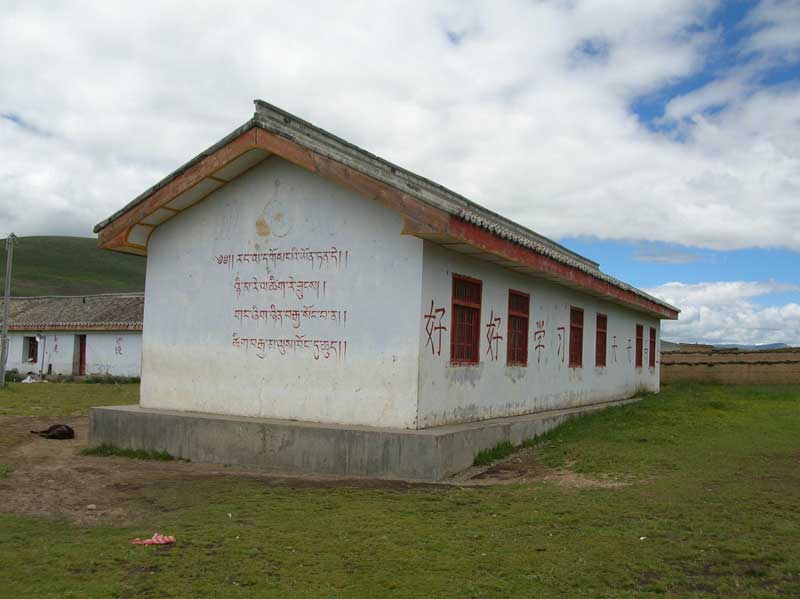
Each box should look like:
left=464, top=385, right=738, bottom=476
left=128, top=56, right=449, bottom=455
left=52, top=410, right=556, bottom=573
left=595, top=314, right=607, bottom=367
left=649, top=327, right=656, bottom=368
left=569, top=307, right=584, bottom=368
left=451, top=275, right=482, bottom=364
left=507, top=290, right=530, bottom=366
left=635, top=324, right=644, bottom=368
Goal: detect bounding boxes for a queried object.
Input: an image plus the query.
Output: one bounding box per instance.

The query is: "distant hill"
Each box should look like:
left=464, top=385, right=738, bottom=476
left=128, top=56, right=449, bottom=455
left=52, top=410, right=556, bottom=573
left=714, top=343, right=790, bottom=351
left=0, top=236, right=145, bottom=296
left=660, top=340, right=680, bottom=352
left=662, top=339, right=792, bottom=352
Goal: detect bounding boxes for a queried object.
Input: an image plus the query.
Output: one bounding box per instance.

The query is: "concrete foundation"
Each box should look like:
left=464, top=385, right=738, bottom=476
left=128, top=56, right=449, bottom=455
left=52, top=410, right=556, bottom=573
left=89, top=397, right=639, bottom=481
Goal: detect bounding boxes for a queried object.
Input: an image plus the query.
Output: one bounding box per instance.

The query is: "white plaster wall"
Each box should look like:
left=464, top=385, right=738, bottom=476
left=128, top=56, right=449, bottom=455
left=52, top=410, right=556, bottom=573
left=3, top=332, right=141, bottom=376
left=140, top=157, right=424, bottom=428
left=84, top=332, right=142, bottom=377
left=5, top=333, right=40, bottom=374
left=43, top=332, right=76, bottom=374
left=417, top=242, right=661, bottom=428
left=5, top=332, right=75, bottom=375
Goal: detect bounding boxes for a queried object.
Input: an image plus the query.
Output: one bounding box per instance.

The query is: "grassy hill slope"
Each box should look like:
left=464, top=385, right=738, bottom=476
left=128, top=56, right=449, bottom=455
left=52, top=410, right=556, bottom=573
left=0, top=236, right=145, bottom=296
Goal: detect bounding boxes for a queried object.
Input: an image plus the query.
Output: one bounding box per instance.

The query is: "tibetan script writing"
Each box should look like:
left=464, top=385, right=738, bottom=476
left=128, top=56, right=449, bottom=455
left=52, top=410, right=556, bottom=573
left=232, top=333, right=346, bottom=361
left=216, top=247, right=348, bottom=270
left=234, top=276, right=326, bottom=300
left=234, top=305, right=347, bottom=328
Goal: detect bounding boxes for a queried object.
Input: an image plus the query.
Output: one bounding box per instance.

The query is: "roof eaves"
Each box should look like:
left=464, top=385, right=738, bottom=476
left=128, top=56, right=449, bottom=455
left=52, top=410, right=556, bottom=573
left=8, top=322, right=143, bottom=331
left=455, top=208, right=679, bottom=314
left=0, top=294, right=146, bottom=330
left=252, top=100, right=599, bottom=270
left=3, top=293, right=144, bottom=300
left=253, top=101, right=676, bottom=314
left=92, top=101, right=677, bottom=316
left=93, top=120, right=258, bottom=233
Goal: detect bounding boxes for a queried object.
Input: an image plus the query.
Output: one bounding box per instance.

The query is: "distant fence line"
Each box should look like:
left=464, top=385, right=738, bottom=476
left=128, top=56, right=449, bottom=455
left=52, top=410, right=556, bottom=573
left=660, top=348, right=800, bottom=385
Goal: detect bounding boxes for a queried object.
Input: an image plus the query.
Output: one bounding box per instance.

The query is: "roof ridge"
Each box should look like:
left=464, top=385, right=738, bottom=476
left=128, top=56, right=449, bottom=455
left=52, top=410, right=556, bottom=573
left=2, top=292, right=144, bottom=300
left=252, top=99, right=599, bottom=270
left=93, top=100, right=678, bottom=318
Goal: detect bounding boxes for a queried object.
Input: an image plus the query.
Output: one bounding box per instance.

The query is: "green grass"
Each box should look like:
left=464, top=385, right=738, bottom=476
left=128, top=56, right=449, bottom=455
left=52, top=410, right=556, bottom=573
left=533, top=383, right=800, bottom=477
left=81, top=375, right=141, bottom=384
left=473, top=441, right=515, bottom=466
left=0, top=382, right=138, bottom=417
left=0, top=236, right=145, bottom=296
left=81, top=444, right=175, bottom=461
left=0, top=463, right=12, bottom=478
left=0, top=382, right=798, bottom=598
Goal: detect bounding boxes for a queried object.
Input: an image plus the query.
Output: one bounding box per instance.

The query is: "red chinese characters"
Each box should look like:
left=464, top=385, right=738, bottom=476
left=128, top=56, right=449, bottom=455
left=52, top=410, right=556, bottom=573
left=485, top=310, right=503, bottom=361
left=424, top=301, right=447, bottom=356
left=534, top=320, right=546, bottom=363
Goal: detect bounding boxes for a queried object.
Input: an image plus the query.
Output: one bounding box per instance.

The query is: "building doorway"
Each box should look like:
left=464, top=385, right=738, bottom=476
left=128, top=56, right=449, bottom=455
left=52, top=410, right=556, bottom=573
left=73, top=335, right=87, bottom=376
left=23, top=336, right=38, bottom=364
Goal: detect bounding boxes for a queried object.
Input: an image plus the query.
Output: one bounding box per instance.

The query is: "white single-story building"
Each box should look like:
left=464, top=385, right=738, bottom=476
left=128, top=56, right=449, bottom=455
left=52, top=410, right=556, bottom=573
left=89, top=101, right=679, bottom=479
left=1, top=294, right=143, bottom=377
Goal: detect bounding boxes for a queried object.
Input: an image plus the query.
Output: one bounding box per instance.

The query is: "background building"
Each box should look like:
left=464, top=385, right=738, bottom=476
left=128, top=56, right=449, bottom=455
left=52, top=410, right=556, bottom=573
left=1, top=294, right=143, bottom=377
left=89, top=101, right=678, bottom=479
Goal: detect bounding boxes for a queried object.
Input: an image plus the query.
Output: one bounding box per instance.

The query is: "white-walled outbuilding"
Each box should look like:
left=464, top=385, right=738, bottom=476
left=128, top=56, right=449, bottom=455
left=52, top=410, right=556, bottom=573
left=1, top=294, right=143, bottom=377
left=89, top=101, right=679, bottom=479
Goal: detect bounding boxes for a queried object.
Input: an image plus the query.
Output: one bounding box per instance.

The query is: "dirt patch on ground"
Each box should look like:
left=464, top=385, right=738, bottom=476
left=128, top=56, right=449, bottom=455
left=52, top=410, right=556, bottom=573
left=0, top=416, right=628, bottom=525
left=451, top=447, right=632, bottom=488
left=0, top=416, right=445, bottom=526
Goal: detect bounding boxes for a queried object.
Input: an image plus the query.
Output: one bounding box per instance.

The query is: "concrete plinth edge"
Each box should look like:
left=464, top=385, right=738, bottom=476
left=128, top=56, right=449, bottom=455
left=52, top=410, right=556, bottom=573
left=89, top=397, right=640, bottom=481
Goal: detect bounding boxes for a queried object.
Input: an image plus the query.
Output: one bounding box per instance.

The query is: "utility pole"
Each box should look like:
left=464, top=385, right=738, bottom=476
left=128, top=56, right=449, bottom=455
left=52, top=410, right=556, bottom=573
left=0, top=233, right=17, bottom=389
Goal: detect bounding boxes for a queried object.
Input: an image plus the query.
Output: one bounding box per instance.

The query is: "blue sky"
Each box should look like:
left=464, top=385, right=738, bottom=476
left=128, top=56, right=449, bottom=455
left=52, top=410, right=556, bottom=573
left=0, top=0, right=799, bottom=345
left=632, top=1, right=763, bottom=128
left=560, top=237, right=800, bottom=305
left=563, top=0, right=800, bottom=344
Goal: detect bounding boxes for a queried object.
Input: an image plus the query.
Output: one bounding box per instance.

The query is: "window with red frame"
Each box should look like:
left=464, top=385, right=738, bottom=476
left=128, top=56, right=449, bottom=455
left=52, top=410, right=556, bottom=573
left=25, top=336, right=38, bottom=363
left=451, top=274, right=482, bottom=364
left=635, top=324, right=643, bottom=367
left=595, top=313, right=607, bottom=367
left=569, top=307, right=584, bottom=367
left=507, top=290, right=530, bottom=366
left=649, top=327, right=656, bottom=368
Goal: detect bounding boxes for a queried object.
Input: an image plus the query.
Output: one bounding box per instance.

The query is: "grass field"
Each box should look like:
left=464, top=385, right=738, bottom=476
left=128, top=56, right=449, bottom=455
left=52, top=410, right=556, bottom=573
left=0, top=382, right=138, bottom=417
left=0, top=236, right=145, bottom=296
left=0, top=382, right=798, bottom=598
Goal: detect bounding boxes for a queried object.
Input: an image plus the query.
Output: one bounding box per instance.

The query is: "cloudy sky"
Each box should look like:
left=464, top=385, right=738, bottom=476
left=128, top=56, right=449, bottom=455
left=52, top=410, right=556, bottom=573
left=1, top=0, right=799, bottom=345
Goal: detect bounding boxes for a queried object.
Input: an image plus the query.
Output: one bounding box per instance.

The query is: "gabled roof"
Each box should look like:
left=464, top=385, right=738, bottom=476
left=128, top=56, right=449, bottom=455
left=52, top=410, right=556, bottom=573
left=94, top=101, right=679, bottom=320
left=0, top=294, right=144, bottom=331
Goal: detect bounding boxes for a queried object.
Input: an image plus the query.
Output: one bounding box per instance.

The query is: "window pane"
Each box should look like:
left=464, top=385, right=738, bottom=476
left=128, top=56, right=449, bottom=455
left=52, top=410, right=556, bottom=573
left=596, top=314, right=607, bottom=367
left=453, top=304, right=480, bottom=362
left=649, top=327, right=656, bottom=368
left=569, top=308, right=583, bottom=367
left=509, top=292, right=529, bottom=315
left=508, top=314, right=528, bottom=364
left=453, top=278, right=480, bottom=305
left=635, top=324, right=643, bottom=367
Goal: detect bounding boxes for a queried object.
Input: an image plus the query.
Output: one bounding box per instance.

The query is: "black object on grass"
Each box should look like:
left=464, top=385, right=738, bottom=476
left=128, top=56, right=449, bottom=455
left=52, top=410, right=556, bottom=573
left=30, top=424, right=75, bottom=439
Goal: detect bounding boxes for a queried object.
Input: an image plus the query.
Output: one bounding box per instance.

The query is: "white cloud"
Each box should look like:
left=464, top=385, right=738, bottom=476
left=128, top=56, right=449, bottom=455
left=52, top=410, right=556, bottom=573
left=744, top=0, right=800, bottom=57
left=632, top=248, right=700, bottom=264
left=645, top=281, right=800, bottom=345
left=663, top=74, right=750, bottom=121
left=0, top=0, right=798, bottom=255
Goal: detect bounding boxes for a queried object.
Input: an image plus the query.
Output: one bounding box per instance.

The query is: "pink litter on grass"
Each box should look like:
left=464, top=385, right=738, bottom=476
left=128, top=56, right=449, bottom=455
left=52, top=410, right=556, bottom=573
left=131, top=533, right=176, bottom=546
